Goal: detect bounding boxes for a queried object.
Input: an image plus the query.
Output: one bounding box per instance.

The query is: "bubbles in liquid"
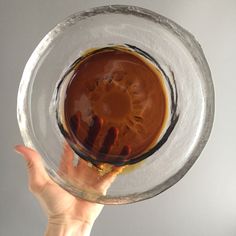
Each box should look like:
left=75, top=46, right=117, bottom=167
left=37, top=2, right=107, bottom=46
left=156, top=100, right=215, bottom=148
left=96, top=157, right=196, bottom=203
left=58, top=46, right=168, bottom=166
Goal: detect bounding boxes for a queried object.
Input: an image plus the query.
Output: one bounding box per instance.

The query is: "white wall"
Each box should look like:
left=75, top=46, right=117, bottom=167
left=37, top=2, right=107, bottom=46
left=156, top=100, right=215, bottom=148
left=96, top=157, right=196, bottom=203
left=0, top=0, right=236, bottom=235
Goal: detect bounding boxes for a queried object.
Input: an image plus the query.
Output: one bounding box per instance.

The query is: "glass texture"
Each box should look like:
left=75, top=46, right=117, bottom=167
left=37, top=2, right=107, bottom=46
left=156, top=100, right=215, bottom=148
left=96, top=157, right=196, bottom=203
left=17, top=5, right=214, bottom=204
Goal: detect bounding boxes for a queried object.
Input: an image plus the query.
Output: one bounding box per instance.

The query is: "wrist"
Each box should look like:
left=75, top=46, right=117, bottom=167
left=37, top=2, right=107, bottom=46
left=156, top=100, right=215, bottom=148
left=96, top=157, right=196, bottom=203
left=45, top=217, right=93, bottom=236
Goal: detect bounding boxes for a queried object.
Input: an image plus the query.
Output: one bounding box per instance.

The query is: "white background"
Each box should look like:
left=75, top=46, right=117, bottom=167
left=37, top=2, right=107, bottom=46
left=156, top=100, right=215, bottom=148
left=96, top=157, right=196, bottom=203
left=0, top=0, right=236, bottom=235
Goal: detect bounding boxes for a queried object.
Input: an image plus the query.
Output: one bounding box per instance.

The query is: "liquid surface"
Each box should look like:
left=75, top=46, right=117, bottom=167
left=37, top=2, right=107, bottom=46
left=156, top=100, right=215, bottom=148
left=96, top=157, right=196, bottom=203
left=63, top=46, right=168, bottom=164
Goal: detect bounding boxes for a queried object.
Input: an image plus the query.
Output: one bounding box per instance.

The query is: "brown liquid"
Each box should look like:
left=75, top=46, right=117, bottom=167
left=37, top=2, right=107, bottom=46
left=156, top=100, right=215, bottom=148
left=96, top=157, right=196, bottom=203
left=63, top=46, right=168, bottom=164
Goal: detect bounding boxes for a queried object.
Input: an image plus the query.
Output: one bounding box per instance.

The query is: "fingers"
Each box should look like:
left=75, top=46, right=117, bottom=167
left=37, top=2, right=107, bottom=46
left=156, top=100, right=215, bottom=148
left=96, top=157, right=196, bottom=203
left=15, top=145, right=51, bottom=194
left=58, top=143, right=74, bottom=174
left=70, top=111, right=81, bottom=140
left=84, top=115, right=103, bottom=150
left=69, top=112, right=132, bottom=164
left=63, top=112, right=132, bottom=195
left=98, top=127, right=119, bottom=162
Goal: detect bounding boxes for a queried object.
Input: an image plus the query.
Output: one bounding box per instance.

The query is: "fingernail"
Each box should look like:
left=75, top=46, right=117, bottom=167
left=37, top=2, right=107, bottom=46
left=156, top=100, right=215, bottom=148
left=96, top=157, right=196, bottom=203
left=14, top=145, right=24, bottom=156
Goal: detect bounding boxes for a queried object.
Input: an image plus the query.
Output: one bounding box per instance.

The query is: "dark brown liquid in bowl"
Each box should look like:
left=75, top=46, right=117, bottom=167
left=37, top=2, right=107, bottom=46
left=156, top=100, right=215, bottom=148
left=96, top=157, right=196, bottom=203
left=63, top=46, right=168, bottom=164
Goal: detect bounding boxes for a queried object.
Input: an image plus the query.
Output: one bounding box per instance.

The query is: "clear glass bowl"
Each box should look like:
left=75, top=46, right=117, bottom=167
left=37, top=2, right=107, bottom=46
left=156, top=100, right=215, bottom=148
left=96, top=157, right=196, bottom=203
left=17, top=5, right=214, bottom=204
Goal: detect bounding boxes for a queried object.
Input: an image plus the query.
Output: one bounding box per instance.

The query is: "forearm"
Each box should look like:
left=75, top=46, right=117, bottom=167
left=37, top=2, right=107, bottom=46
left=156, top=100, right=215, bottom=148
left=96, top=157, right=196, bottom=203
left=45, top=219, right=92, bottom=236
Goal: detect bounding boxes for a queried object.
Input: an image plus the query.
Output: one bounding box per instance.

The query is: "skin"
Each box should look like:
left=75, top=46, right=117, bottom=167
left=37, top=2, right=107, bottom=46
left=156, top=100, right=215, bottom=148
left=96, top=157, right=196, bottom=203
left=15, top=144, right=122, bottom=236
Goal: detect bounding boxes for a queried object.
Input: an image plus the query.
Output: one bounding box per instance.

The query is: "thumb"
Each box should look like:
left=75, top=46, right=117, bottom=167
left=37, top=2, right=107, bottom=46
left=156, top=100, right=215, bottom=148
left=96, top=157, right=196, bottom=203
left=15, top=145, right=51, bottom=194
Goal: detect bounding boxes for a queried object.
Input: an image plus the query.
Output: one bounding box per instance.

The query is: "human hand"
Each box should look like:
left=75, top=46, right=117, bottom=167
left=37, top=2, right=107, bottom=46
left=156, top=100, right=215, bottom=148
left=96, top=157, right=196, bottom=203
left=15, top=144, right=122, bottom=236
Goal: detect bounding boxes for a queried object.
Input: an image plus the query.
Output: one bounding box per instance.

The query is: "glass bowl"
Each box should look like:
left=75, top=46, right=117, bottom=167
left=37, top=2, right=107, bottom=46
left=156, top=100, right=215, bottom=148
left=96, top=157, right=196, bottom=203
left=17, top=5, right=214, bottom=204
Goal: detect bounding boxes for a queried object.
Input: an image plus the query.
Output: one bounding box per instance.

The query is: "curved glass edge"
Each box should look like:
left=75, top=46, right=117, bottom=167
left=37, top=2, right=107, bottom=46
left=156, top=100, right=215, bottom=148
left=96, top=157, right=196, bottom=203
left=17, top=5, right=215, bottom=204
